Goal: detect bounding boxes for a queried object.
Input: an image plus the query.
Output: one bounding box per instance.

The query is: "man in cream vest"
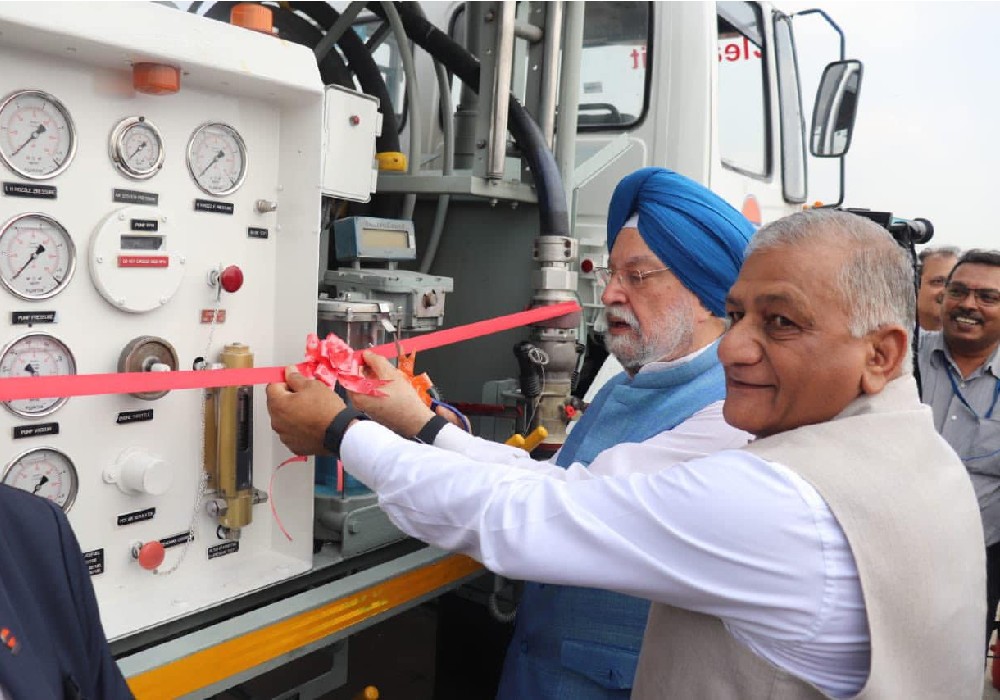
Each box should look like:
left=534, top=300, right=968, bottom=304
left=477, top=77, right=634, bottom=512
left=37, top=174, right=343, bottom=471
left=268, top=209, right=984, bottom=698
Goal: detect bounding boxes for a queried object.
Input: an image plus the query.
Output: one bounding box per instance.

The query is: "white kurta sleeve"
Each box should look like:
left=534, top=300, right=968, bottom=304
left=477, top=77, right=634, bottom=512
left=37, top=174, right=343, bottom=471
left=340, top=419, right=829, bottom=640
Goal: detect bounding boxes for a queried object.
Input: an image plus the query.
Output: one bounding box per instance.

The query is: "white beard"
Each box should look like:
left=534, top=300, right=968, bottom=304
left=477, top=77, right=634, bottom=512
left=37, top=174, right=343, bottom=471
left=604, top=297, right=695, bottom=372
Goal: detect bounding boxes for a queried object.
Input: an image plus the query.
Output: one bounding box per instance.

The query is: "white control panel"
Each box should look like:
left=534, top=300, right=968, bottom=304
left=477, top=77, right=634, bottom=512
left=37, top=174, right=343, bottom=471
left=0, top=3, right=342, bottom=640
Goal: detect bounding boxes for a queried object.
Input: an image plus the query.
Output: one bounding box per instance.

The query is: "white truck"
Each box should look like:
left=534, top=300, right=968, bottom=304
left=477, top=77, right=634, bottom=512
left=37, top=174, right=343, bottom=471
left=0, top=2, right=860, bottom=697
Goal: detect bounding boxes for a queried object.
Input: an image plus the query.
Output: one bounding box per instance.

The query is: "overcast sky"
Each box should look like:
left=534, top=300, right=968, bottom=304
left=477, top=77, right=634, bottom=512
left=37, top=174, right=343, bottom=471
left=785, top=1, right=1000, bottom=252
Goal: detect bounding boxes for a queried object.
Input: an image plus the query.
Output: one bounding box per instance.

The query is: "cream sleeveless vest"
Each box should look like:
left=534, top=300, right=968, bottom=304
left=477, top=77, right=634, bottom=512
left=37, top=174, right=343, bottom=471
left=632, top=378, right=984, bottom=699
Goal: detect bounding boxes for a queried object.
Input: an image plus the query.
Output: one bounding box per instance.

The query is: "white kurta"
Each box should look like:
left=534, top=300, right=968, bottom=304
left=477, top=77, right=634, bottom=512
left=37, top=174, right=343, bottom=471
left=340, top=405, right=868, bottom=697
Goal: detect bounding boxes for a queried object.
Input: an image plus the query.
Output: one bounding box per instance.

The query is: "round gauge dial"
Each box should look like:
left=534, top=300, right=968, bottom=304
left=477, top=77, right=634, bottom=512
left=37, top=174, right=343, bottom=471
left=186, top=122, right=247, bottom=196
left=3, top=447, right=78, bottom=511
left=0, top=90, right=76, bottom=180
left=110, top=116, right=164, bottom=180
left=0, top=333, right=76, bottom=418
left=0, top=213, right=76, bottom=300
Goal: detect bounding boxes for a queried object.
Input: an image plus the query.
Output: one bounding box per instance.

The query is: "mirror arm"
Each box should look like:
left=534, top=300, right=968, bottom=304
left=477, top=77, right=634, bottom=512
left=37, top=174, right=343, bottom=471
left=790, top=8, right=845, bottom=60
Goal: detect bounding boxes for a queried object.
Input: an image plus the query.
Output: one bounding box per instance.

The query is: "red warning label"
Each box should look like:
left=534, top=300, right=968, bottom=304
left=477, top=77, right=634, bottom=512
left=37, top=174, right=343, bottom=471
left=118, top=255, right=169, bottom=268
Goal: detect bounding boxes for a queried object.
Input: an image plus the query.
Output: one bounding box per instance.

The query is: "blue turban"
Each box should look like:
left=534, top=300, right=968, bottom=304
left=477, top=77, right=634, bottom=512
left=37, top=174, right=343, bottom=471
left=606, top=167, right=754, bottom=317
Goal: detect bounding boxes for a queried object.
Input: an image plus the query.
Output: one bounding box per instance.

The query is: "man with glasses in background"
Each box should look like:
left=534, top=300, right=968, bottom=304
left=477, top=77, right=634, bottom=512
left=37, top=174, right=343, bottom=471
left=918, top=249, right=1000, bottom=652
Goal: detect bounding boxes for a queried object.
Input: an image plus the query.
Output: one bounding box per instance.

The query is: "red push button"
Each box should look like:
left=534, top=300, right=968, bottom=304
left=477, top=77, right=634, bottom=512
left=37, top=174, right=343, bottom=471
left=219, top=265, right=244, bottom=293
left=135, top=541, right=165, bottom=571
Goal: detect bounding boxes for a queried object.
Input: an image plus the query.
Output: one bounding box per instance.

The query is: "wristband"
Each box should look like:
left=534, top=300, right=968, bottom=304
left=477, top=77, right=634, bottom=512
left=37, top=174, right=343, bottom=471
left=414, top=414, right=449, bottom=445
left=323, top=407, right=369, bottom=456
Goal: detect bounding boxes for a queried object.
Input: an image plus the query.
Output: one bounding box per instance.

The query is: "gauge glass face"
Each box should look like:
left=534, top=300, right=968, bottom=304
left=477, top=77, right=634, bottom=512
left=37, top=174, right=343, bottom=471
left=0, top=334, right=76, bottom=417
left=3, top=447, right=78, bottom=511
left=111, top=117, right=163, bottom=179
left=0, top=214, right=75, bottom=300
left=0, top=90, right=76, bottom=179
left=186, top=122, right=247, bottom=196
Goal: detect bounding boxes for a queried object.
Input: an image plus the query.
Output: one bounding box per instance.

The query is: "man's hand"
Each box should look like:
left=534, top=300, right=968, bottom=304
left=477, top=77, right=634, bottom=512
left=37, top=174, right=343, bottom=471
left=265, top=366, right=346, bottom=455
left=351, top=351, right=435, bottom=438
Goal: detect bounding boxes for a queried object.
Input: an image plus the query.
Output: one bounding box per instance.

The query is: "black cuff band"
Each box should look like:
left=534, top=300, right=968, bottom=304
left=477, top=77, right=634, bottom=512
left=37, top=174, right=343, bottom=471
left=414, top=414, right=449, bottom=445
left=323, top=407, right=369, bottom=456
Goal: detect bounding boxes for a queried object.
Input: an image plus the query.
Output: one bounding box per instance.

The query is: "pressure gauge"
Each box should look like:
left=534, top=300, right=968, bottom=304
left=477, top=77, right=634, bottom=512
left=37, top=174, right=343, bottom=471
left=186, top=122, right=247, bottom=196
left=0, top=333, right=76, bottom=418
left=109, top=116, right=164, bottom=180
left=0, top=213, right=76, bottom=300
left=0, top=90, right=76, bottom=180
left=3, top=447, right=78, bottom=512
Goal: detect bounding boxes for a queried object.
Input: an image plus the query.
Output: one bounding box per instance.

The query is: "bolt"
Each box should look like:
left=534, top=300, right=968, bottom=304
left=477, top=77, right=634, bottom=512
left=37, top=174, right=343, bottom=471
left=348, top=522, right=359, bottom=534
left=161, top=216, right=167, bottom=223
left=490, top=198, right=498, bottom=207
left=476, top=139, right=487, bottom=149
left=118, top=212, right=125, bottom=221
left=159, top=297, right=168, bottom=305
left=179, top=256, right=186, bottom=264
left=485, top=9, right=495, bottom=21
left=95, top=256, right=104, bottom=264
left=117, top=298, right=126, bottom=306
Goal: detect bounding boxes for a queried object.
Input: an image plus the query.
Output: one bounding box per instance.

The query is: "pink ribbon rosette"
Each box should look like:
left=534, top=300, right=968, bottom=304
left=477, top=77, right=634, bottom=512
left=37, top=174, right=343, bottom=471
left=296, top=333, right=389, bottom=396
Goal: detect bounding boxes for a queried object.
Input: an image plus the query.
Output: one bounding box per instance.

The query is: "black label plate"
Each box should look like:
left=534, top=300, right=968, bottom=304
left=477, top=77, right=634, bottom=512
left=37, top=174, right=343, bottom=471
left=117, top=507, right=155, bottom=526
left=113, top=188, right=159, bottom=206
left=160, top=531, right=194, bottom=549
left=130, top=219, right=159, bottom=232
left=11, top=311, right=56, bottom=325
left=117, top=409, right=153, bottom=424
left=83, top=548, right=104, bottom=576
left=194, top=199, right=234, bottom=215
left=247, top=227, right=269, bottom=240
left=13, top=422, right=58, bottom=439
left=3, top=182, right=56, bottom=199
left=208, top=541, right=239, bottom=559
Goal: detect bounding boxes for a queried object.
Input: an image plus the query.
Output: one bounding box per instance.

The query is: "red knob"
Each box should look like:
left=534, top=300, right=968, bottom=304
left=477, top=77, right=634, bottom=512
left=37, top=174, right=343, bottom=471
left=564, top=405, right=577, bottom=419
left=136, top=541, right=165, bottom=571
left=219, top=265, right=244, bottom=293
left=580, top=259, right=594, bottom=274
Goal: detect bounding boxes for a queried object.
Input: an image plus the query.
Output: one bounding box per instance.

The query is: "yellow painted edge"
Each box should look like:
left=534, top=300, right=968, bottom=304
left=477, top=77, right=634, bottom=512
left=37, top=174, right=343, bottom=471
left=127, top=554, right=482, bottom=699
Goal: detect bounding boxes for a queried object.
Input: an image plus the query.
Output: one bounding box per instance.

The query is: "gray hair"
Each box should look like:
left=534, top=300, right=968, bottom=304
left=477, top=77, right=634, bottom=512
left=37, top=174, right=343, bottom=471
left=918, top=245, right=961, bottom=280
left=747, top=209, right=914, bottom=372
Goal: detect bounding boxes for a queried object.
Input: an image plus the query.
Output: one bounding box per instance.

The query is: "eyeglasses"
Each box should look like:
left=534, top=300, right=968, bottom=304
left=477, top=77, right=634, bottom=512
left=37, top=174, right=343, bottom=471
left=593, top=266, right=670, bottom=289
left=945, top=282, right=1000, bottom=307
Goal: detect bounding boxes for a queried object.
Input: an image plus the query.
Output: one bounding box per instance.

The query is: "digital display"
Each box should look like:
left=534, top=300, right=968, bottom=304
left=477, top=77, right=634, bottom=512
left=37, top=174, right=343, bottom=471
left=120, top=235, right=163, bottom=251
left=360, top=228, right=410, bottom=251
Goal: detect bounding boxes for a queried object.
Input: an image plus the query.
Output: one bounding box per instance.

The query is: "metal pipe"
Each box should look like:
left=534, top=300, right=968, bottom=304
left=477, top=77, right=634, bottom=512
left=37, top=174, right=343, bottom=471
left=487, top=1, right=516, bottom=180
left=514, top=21, right=543, bottom=43
left=313, top=1, right=366, bottom=63
left=538, top=1, right=563, bottom=149
left=555, top=1, right=584, bottom=206
left=379, top=0, right=421, bottom=220
left=419, top=60, right=455, bottom=274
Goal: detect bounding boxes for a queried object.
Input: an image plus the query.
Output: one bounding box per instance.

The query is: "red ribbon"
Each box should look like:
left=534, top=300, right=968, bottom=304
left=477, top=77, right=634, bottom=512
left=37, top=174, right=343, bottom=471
left=0, top=301, right=581, bottom=401
left=296, top=333, right=388, bottom=395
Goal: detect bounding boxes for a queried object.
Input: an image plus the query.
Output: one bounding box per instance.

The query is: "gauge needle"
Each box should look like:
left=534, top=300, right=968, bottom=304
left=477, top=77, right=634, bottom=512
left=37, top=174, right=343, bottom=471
left=128, top=141, right=147, bottom=160
left=199, top=149, right=225, bottom=177
left=32, top=475, right=49, bottom=494
left=10, top=123, right=47, bottom=157
left=23, top=364, right=37, bottom=376
left=11, top=244, right=45, bottom=279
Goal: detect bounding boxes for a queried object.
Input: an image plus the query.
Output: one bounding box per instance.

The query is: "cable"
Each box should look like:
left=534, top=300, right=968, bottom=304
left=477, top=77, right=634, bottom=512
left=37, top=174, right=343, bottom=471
left=418, top=59, right=454, bottom=273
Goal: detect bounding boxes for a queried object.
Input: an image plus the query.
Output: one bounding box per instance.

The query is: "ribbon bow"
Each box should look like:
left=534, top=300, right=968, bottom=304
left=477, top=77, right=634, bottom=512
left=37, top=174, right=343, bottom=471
left=296, top=333, right=389, bottom=396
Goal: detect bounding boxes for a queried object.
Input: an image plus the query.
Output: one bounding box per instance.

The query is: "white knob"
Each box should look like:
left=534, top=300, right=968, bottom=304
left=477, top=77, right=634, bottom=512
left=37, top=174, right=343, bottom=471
left=115, top=449, right=173, bottom=496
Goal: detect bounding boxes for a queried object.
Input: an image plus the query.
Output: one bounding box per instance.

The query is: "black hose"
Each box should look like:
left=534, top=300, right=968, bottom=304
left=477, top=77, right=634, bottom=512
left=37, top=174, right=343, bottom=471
left=371, top=2, right=569, bottom=237
left=288, top=2, right=401, bottom=155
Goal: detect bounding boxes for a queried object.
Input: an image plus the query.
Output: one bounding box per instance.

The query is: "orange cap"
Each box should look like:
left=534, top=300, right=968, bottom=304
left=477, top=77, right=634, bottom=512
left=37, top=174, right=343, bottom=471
left=133, top=63, right=180, bottom=95
left=231, top=3, right=273, bottom=34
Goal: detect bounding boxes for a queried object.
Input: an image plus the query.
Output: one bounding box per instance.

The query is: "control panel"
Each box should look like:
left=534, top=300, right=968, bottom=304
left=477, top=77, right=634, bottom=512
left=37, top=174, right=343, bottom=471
left=0, top=4, right=344, bottom=641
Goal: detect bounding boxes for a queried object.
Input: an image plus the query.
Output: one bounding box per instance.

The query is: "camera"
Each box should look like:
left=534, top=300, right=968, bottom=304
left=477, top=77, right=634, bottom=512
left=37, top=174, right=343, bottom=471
left=839, top=208, right=934, bottom=245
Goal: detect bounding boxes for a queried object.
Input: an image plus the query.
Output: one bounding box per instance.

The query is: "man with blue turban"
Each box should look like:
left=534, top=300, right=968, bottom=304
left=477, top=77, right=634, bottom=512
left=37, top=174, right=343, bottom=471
left=493, top=167, right=755, bottom=698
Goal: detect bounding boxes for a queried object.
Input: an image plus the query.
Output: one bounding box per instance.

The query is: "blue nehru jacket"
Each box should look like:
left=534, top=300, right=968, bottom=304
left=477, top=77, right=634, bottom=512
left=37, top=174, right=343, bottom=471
left=0, top=485, right=133, bottom=699
left=496, top=168, right=752, bottom=699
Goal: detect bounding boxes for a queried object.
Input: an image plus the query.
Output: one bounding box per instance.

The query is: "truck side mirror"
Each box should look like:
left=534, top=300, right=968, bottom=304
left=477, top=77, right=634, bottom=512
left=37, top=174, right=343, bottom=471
left=810, top=59, right=863, bottom=158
